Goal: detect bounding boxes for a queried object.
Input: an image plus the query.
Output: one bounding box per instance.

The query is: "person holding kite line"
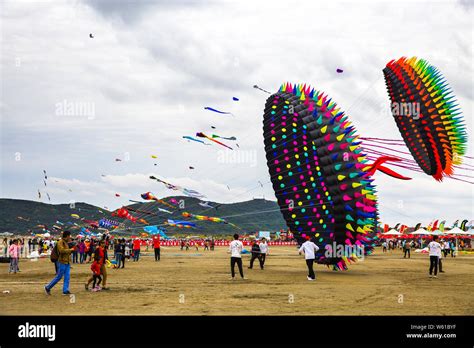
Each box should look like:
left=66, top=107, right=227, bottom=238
left=299, top=236, right=319, bottom=281
left=228, top=234, right=246, bottom=280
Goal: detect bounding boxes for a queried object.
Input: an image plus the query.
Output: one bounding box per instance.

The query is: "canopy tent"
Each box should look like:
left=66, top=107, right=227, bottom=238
left=411, top=228, right=430, bottom=235
left=381, top=229, right=402, bottom=236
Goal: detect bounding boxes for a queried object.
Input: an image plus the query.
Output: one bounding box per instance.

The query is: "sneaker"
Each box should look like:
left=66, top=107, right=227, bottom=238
left=439, top=271, right=445, bottom=273
left=242, top=277, right=248, bottom=280
left=62, top=291, right=73, bottom=295
left=307, top=276, right=314, bottom=281
left=433, top=276, right=438, bottom=278
left=44, top=286, right=51, bottom=296
left=84, top=284, right=89, bottom=291
left=429, top=275, right=433, bottom=278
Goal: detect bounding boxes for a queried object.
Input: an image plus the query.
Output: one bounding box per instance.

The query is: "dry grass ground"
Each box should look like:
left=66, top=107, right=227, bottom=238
left=0, top=246, right=473, bottom=315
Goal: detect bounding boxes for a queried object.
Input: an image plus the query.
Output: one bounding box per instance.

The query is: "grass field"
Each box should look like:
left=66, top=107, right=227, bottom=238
left=0, top=246, right=473, bottom=315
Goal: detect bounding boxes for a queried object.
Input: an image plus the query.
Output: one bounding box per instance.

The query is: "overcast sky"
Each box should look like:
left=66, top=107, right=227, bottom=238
left=1, top=0, right=472, bottom=226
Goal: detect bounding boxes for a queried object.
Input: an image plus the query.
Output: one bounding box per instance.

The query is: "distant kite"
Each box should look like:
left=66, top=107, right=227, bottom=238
left=151, top=155, right=158, bottom=159
left=166, top=219, right=196, bottom=228
left=232, top=97, right=239, bottom=101
left=189, top=166, right=195, bottom=169
left=38, top=190, right=41, bottom=199
left=183, top=135, right=211, bottom=145
left=253, top=85, right=271, bottom=94
left=115, top=193, right=120, bottom=197
left=336, top=68, right=343, bottom=73
left=115, top=158, right=122, bottom=162
left=204, top=107, right=233, bottom=115
left=182, top=212, right=235, bottom=227
left=89, top=33, right=94, bottom=38
left=141, top=192, right=176, bottom=209
left=196, top=132, right=233, bottom=150
left=212, top=134, right=237, bottom=141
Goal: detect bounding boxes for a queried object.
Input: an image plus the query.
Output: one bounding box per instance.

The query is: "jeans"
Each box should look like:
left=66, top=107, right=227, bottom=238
left=306, top=259, right=315, bottom=279
left=429, top=256, right=438, bottom=275
left=154, top=248, right=160, bottom=261
left=133, top=249, right=140, bottom=261
left=249, top=253, right=261, bottom=269
left=403, top=249, right=410, bottom=258
left=116, top=253, right=124, bottom=268
left=230, top=257, right=244, bottom=278
left=79, top=252, right=86, bottom=263
left=46, top=262, right=71, bottom=293
left=9, top=257, right=19, bottom=273
left=72, top=251, right=78, bottom=263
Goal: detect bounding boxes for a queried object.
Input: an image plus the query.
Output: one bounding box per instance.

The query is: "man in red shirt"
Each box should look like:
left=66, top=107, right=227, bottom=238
left=132, top=238, right=141, bottom=262
left=153, top=235, right=161, bottom=261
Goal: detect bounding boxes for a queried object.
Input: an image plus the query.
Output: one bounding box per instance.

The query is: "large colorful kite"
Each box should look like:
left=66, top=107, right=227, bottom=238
left=140, top=192, right=176, bottom=209
left=263, top=82, right=378, bottom=270
left=383, top=57, right=467, bottom=181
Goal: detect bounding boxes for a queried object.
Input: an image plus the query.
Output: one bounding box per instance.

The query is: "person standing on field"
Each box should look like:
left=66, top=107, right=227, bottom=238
left=299, top=236, right=319, bottom=281
left=153, top=234, right=161, bottom=261
left=229, top=234, right=246, bottom=280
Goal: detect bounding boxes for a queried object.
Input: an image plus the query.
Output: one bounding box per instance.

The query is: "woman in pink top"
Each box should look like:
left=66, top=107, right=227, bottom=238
left=8, top=239, right=20, bottom=274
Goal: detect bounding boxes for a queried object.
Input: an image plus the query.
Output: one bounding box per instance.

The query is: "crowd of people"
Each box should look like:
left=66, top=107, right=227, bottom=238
left=2, top=231, right=472, bottom=293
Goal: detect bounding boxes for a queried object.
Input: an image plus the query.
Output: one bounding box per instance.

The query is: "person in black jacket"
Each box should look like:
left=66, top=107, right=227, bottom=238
left=248, top=240, right=261, bottom=269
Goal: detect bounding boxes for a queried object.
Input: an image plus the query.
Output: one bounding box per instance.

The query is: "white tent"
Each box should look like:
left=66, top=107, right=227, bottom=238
left=445, top=227, right=473, bottom=236
left=411, top=228, right=430, bottom=235
left=381, top=229, right=402, bottom=236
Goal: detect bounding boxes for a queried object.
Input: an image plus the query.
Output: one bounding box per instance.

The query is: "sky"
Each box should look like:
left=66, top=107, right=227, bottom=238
left=0, top=0, right=473, bottom=227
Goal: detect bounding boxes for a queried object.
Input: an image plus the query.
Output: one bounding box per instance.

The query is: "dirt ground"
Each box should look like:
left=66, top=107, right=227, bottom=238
left=0, top=246, right=473, bottom=315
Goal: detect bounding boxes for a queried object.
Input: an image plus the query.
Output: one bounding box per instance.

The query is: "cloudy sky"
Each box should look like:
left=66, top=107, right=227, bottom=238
left=1, top=0, right=472, bottom=226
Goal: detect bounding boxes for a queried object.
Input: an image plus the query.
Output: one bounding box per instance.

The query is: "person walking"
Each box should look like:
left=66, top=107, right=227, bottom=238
left=259, top=238, right=269, bottom=269
left=44, top=231, right=75, bottom=295
left=153, top=235, right=161, bottom=261
left=299, top=236, right=319, bottom=281
left=248, top=240, right=261, bottom=269
left=229, top=234, right=245, bottom=280
left=403, top=240, right=411, bottom=258
left=428, top=236, right=442, bottom=278
left=85, top=239, right=106, bottom=291
left=132, top=238, right=141, bottom=262
left=8, top=239, right=20, bottom=274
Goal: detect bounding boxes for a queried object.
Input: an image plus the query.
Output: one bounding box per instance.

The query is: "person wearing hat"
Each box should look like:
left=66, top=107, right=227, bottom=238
left=44, top=231, right=75, bottom=295
left=298, top=236, right=320, bottom=281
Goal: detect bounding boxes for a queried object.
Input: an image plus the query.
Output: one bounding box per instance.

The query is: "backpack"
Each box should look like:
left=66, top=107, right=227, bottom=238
left=50, top=243, right=59, bottom=262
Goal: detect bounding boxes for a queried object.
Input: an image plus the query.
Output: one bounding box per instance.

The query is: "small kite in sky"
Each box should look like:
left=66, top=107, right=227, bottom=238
left=227, top=185, right=230, bottom=190
left=196, top=132, right=233, bottom=150
left=43, top=180, right=47, bottom=187
left=151, top=155, right=158, bottom=159
left=204, top=107, right=233, bottom=115
left=232, top=97, right=239, bottom=101
left=336, top=68, right=343, bottom=73
left=253, top=85, right=271, bottom=94
left=115, top=193, right=121, bottom=197
left=189, top=166, right=195, bottom=170
left=38, top=190, right=41, bottom=199
left=47, top=193, right=51, bottom=201
left=158, top=208, right=173, bottom=214
left=199, top=201, right=216, bottom=209
left=115, top=158, right=122, bottom=162
left=183, top=135, right=211, bottom=145
left=212, top=134, right=237, bottom=141
left=89, top=33, right=94, bottom=38
left=211, top=126, right=216, bottom=129
left=43, top=170, right=48, bottom=180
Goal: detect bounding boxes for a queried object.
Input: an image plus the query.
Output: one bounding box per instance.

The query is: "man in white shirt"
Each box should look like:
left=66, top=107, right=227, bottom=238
left=258, top=238, right=269, bottom=270
left=228, top=234, right=246, bottom=280
left=298, top=236, right=320, bottom=281
left=428, top=236, right=442, bottom=278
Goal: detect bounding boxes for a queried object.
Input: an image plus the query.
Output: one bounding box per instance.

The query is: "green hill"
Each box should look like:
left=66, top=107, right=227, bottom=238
left=0, top=197, right=287, bottom=235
